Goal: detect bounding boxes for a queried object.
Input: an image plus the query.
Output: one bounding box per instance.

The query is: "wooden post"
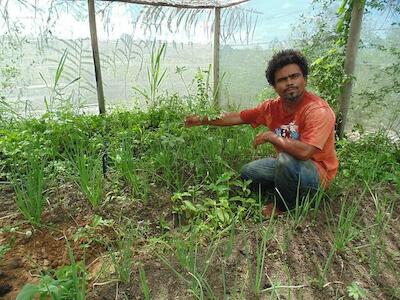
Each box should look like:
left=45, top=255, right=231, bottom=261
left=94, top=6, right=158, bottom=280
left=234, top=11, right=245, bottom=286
left=337, top=0, right=365, bottom=138
left=213, top=7, right=221, bottom=107
left=88, top=0, right=106, bottom=114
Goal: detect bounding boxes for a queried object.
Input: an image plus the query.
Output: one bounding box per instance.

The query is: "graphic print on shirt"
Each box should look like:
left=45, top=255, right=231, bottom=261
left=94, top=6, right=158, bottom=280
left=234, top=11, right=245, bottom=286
left=274, top=121, right=299, bottom=140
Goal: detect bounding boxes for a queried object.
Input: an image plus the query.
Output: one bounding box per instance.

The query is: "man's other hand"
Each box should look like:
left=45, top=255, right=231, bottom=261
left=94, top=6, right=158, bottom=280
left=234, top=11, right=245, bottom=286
left=253, top=131, right=274, bottom=148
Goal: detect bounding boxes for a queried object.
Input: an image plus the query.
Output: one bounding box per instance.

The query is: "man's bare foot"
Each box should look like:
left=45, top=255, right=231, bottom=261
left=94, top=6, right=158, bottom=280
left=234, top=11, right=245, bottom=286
left=262, top=203, right=285, bottom=217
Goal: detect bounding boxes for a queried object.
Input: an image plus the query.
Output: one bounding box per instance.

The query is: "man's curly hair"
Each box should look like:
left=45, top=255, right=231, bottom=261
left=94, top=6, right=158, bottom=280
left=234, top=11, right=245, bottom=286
left=265, top=49, right=309, bottom=86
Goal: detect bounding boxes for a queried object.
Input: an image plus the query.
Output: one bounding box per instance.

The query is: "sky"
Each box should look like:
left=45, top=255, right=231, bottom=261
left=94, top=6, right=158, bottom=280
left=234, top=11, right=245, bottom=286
left=1, top=0, right=315, bottom=43
left=1, top=0, right=397, bottom=44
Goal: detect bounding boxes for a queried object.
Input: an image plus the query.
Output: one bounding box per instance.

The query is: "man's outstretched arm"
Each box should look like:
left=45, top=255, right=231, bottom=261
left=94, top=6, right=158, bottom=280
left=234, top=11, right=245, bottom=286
left=185, top=112, right=245, bottom=127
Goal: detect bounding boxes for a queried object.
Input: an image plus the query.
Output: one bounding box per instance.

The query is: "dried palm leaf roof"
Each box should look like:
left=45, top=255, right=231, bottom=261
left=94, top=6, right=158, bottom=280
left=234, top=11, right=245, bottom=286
left=100, top=0, right=250, bottom=9
left=97, top=0, right=260, bottom=43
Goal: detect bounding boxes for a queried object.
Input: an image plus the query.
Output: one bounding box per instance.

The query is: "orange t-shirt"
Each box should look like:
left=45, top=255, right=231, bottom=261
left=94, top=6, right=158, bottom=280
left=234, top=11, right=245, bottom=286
left=240, top=91, right=339, bottom=187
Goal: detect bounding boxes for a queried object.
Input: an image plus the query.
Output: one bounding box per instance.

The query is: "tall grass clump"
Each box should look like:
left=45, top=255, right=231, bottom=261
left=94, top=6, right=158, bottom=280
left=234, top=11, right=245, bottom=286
left=110, top=227, right=135, bottom=284
left=114, top=137, right=149, bottom=200
left=159, top=234, right=218, bottom=299
left=320, top=193, right=362, bottom=282
left=133, top=43, right=167, bottom=107
left=278, top=183, right=324, bottom=231
left=12, top=155, right=47, bottom=225
left=365, top=182, right=394, bottom=275
left=253, top=217, right=276, bottom=299
left=67, top=137, right=104, bottom=208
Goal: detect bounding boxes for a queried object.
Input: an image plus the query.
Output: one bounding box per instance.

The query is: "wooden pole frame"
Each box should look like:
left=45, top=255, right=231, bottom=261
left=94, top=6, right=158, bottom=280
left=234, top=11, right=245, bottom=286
left=88, top=0, right=106, bottom=114
left=87, top=0, right=252, bottom=113
left=213, top=7, right=221, bottom=107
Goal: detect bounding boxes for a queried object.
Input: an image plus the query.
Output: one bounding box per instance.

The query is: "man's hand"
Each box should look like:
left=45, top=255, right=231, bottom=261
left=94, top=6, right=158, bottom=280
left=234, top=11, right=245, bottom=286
left=184, top=115, right=205, bottom=127
left=253, top=131, right=275, bottom=148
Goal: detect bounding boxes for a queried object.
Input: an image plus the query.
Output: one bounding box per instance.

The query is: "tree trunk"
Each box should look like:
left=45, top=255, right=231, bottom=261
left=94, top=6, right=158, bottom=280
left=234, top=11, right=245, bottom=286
left=337, top=0, right=365, bottom=138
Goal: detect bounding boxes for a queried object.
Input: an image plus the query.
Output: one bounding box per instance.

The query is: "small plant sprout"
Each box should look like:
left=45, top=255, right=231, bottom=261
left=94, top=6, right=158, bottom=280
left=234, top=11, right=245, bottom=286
left=347, top=281, right=367, bottom=300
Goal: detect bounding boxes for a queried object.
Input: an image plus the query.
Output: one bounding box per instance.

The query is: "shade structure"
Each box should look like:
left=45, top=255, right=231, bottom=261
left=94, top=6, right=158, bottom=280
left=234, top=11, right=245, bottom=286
left=98, top=0, right=250, bottom=9
left=90, top=0, right=253, bottom=113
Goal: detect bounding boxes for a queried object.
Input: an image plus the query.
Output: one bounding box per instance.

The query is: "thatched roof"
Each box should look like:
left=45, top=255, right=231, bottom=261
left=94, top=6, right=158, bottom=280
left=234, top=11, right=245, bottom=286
left=100, top=0, right=250, bottom=9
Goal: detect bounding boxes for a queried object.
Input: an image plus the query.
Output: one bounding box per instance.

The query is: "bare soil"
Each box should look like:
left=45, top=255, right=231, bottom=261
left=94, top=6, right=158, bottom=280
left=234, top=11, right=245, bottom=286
left=0, top=182, right=399, bottom=300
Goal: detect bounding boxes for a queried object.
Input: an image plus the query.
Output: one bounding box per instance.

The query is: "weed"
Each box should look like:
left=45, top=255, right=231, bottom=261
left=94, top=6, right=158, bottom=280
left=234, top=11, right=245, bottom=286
left=347, top=281, right=367, bottom=300
left=73, top=215, right=114, bottom=249
left=0, top=242, right=11, bottom=263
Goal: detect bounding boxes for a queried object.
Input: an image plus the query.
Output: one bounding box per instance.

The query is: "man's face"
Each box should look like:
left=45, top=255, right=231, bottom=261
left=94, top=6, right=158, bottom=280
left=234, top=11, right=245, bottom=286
left=273, top=64, right=306, bottom=102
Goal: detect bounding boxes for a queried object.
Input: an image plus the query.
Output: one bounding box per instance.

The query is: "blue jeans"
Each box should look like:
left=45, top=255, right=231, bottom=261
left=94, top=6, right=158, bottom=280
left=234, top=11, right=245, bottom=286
left=240, top=152, right=320, bottom=211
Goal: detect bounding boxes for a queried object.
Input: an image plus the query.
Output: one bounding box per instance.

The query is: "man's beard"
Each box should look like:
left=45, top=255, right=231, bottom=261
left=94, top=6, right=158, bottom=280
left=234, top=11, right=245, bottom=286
left=284, top=88, right=303, bottom=102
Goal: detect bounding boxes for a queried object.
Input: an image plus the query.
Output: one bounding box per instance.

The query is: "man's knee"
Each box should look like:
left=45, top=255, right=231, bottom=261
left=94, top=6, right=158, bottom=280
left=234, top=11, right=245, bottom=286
left=276, top=152, right=297, bottom=171
left=240, top=163, right=252, bottom=180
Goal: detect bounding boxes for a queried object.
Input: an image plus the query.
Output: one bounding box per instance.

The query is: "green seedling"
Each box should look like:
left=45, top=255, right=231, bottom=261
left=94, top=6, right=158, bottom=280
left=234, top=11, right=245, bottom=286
left=114, top=138, right=149, bottom=200
left=73, top=215, right=114, bottom=249
left=366, top=182, right=394, bottom=275
left=139, top=264, right=151, bottom=300
left=133, top=43, right=167, bottom=107
left=347, top=281, right=367, bottom=300
left=16, top=241, right=87, bottom=300
left=67, top=138, right=104, bottom=208
left=254, top=216, right=276, bottom=299
left=321, top=193, right=362, bottom=281
left=12, top=155, right=47, bottom=225
left=110, top=233, right=134, bottom=284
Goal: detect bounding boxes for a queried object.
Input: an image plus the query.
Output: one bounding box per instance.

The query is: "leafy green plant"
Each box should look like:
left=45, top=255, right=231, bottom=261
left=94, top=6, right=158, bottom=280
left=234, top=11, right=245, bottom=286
left=16, top=244, right=87, bottom=300
left=278, top=184, right=324, bottom=231
left=347, top=281, right=367, bottom=300
left=321, top=194, right=362, bottom=280
left=73, top=215, right=114, bottom=249
left=12, top=155, right=47, bottom=225
left=47, top=38, right=100, bottom=112
left=171, top=172, right=260, bottom=235
left=0, top=242, right=11, bottom=263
